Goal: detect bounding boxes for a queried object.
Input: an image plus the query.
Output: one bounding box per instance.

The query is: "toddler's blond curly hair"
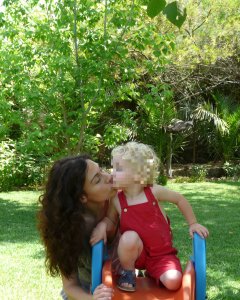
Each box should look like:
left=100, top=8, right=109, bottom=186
left=111, top=141, right=159, bottom=185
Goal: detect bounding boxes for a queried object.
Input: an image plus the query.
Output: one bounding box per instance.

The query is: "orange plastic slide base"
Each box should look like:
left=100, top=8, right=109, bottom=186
left=102, top=260, right=195, bottom=300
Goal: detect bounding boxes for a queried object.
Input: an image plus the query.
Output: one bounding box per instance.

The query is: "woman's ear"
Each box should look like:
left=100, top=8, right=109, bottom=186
left=80, top=195, right=88, bottom=203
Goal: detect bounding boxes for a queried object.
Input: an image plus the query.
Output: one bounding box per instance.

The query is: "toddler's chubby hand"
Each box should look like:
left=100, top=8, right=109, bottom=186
left=189, top=223, right=209, bottom=239
left=90, top=221, right=107, bottom=246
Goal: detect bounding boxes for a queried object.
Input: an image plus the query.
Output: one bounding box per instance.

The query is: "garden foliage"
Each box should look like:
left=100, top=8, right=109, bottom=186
left=0, top=0, right=239, bottom=190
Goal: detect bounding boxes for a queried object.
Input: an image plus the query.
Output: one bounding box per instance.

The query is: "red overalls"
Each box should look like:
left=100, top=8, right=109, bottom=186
left=118, top=186, right=182, bottom=280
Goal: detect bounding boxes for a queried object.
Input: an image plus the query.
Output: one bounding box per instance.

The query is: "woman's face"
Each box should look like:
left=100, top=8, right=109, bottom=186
left=83, top=160, right=115, bottom=203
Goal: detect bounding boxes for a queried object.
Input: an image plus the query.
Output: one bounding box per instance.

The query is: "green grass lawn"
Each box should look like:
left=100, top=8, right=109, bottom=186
left=0, top=182, right=239, bottom=299
left=166, top=181, right=240, bottom=300
left=0, top=191, right=61, bottom=299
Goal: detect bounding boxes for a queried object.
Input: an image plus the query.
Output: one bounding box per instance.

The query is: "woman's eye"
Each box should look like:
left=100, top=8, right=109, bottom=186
left=95, top=175, right=101, bottom=183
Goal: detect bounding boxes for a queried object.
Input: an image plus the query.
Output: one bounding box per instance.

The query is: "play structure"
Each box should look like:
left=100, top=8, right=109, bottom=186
left=91, top=233, right=206, bottom=300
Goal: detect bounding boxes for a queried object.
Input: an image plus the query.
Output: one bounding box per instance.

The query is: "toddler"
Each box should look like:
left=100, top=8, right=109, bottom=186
left=90, top=142, right=209, bottom=292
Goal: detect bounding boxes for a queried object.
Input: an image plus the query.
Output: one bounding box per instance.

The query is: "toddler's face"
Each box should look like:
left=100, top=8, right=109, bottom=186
left=112, top=156, right=135, bottom=188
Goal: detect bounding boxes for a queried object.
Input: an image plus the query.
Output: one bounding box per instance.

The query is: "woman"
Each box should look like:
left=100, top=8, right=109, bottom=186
left=38, top=155, right=117, bottom=300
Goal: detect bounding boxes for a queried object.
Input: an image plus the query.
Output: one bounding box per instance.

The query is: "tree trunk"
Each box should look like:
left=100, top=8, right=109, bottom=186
left=167, top=133, right=173, bottom=177
left=192, top=121, right=197, bottom=163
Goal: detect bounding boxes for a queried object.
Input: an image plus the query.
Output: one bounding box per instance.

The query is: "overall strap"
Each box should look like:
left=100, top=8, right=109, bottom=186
left=118, top=191, right=128, bottom=210
left=144, top=186, right=157, bottom=204
left=144, top=186, right=170, bottom=224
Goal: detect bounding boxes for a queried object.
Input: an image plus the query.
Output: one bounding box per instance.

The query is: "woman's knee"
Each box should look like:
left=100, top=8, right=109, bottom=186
left=160, top=270, right=182, bottom=291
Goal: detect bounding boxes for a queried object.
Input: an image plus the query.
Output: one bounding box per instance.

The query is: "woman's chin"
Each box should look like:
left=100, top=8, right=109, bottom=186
left=109, top=188, right=117, bottom=198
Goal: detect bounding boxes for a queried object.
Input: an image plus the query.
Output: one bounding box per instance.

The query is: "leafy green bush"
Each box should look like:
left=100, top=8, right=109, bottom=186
left=174, top=176, right=196, bottom=183
left=0, top=140, right=48, bottom=191
left=157, top=174, right=168, bottom=186
left=223, top=162, right=240, bottom=179
left=190, top=165, right=208, bottom=182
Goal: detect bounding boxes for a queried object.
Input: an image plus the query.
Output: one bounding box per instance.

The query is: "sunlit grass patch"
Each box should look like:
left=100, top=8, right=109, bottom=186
left=0, top=191, right=61, bottom=300
left=166, top=181, right=240, bottom=300
left=0, top=182, right=239, bottom=299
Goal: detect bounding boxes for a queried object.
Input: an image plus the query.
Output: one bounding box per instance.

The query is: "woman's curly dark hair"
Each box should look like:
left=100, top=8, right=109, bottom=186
left=37, top=155, right=90, bottom=278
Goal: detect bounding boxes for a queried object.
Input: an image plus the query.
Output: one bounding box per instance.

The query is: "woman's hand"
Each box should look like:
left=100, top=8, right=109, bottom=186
left=189, top=223, right=209, bottom=239
left=93, top=284, right=114, bottom=300
left=90, top=221, right=107, bottom=245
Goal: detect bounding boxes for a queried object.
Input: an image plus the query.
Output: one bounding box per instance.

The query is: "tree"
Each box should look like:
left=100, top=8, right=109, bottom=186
left=151, top=0, right=240, bottom=162
left=0, top=0, right=186, bottom=189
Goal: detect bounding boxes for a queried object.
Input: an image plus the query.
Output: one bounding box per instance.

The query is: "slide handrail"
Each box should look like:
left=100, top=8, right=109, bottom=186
left=91, top=233, right=207, bottom=299
left=193, top=233, right=207, bottom=300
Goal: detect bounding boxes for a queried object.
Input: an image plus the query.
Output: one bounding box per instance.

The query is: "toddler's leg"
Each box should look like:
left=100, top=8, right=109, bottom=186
left=118, top=230, right=143, bottom=269
left=117, top=231, right=143, bottom=290
left=160, top=270, right=182, bottom=291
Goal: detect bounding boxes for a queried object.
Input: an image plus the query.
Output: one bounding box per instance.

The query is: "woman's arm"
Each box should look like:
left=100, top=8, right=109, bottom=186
left=62, top=273, right=113, bottom=300
left=152, top=184, right=209, bottom=238
left=62, top=273, right=92, bottom=300
left=90, top=199, right=119, bottom=245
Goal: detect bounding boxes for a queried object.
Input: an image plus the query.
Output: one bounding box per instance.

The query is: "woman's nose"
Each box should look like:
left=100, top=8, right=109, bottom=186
left=103, top=171, right=113, bottom=183
left=107, top=173, right=113, bottom=184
